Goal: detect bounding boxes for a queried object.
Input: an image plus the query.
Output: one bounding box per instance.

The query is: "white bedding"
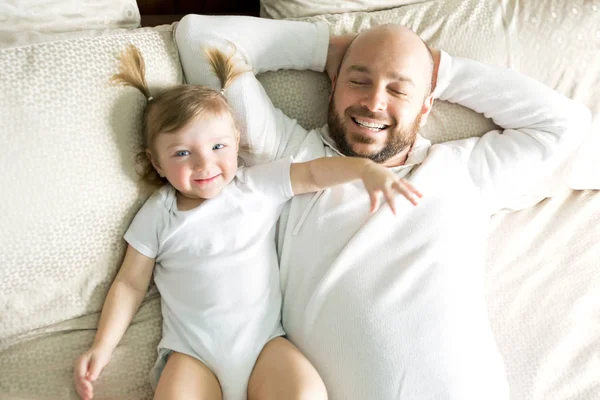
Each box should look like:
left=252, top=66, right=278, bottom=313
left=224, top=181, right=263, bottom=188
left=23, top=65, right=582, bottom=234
left=487, top=190, right=600, bottom=399
left=2, top=188, right=597, bottom=400
left=0, top=0, right=141, bottom=49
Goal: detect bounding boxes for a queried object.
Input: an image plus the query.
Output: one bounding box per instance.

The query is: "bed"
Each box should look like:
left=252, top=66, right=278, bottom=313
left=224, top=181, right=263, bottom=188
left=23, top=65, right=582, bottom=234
left=0, top=0, right=598, bottom=398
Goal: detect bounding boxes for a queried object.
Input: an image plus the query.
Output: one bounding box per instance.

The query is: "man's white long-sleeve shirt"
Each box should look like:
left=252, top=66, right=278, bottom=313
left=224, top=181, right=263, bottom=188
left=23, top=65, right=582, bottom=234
left=175, top=15, right=590, bottom=400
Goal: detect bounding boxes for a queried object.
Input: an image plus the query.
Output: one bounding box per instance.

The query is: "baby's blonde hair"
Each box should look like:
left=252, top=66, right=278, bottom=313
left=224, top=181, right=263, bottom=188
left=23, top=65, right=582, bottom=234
left=110, top=44, right=245, bottom=187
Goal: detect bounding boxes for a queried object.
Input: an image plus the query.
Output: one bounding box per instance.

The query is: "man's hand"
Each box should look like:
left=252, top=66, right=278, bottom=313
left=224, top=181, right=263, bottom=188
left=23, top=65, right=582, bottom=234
left=325, top=34, right=357, bottom=83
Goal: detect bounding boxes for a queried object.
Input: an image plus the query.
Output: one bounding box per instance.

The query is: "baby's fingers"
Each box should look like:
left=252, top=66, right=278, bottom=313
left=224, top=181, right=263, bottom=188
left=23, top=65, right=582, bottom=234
left=383, top=189, right=398, bottom=215
left=369, top=191, right=381, bottom=214
left=74, top=355, right=89, bottom=382
left=396, top=178, right=422, bottom=198
left=393, top=180, right=421, bottom=206
left=75, top=378, right=93, bottom=400
left=74, top=353, right=95, bottom=400
left=404, top=179, right=423, bottom=198
left=87, top=357, right=104, bottom=382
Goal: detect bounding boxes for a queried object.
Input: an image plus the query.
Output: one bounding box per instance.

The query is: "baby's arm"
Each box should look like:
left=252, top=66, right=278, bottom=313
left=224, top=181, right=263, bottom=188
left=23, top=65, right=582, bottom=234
left=290, top=157, right=423, bottom=215
left=73, top=245, right=155, bottom=400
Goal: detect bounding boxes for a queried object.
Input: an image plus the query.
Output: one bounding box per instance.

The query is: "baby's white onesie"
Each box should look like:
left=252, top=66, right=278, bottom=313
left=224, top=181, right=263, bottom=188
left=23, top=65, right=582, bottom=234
left=124, top=157, right=294, bottom=400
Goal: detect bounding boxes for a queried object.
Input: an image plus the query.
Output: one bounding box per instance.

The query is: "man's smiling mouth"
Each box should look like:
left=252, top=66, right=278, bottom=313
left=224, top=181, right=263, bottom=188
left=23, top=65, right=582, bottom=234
left=351, top=117, right=389, bottom=132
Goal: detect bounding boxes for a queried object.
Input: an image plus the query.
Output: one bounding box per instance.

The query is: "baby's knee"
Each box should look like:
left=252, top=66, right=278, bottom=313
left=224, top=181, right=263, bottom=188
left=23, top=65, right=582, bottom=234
left=297, top=377, right=328, bottom=400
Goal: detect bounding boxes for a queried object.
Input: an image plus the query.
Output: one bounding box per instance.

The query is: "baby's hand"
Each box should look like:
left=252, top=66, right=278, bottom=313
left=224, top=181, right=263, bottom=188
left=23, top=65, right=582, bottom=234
left=361, top=163, right=423, bottom=214
left=73, top=347, right=111, bottom=400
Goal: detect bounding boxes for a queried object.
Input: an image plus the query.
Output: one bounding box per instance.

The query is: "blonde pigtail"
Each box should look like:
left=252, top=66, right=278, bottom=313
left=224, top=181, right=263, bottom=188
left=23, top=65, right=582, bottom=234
left=204, top=46, right=247, bottom=93
left=110, top=44, right=153, bottom=101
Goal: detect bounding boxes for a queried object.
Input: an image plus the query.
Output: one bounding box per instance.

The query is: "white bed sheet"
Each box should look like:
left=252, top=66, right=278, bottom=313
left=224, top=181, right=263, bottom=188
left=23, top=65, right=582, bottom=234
left=486, top=189, right=600, bottom=399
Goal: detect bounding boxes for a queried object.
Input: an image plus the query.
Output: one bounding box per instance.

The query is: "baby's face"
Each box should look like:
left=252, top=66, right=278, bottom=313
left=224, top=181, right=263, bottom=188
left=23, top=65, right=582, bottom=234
left=152, top=113, right=239, bottom=205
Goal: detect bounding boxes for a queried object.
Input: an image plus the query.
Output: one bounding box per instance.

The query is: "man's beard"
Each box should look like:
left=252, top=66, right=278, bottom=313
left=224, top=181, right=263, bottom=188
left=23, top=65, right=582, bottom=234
left=327, top=96, right=422, bottom=164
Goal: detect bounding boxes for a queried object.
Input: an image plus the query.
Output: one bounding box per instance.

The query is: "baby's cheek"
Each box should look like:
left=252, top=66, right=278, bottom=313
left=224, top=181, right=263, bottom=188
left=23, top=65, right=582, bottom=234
left=225, top=161, right=239, bottom=182
left=168, top=165, right=189, bottom=188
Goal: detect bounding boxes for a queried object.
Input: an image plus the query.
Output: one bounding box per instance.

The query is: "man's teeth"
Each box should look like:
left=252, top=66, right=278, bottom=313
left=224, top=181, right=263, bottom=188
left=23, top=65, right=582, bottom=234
left=353, top=118, right=387, bottom=130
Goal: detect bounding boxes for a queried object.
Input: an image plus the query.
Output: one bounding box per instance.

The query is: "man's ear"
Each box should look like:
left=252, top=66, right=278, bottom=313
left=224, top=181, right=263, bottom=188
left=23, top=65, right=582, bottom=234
left=418, top=94, right=435, bottom=128
left=146, top=149, right=164, bottom=177
left=328, top=75, right=337, bottom=103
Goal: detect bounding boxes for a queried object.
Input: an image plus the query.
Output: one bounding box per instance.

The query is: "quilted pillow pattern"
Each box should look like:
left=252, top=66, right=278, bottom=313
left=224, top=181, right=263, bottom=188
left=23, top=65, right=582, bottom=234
left=0, top=30, right=180, bottom=344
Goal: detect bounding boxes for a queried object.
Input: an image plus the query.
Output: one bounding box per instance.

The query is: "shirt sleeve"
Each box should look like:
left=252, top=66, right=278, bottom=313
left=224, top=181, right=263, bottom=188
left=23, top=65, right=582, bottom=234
left=235, top=156, right=295, bottom=206
left=123, top=190, right=165, bottom=259
left=175, top=15, right=329, bottom=165
left=434, top=51, right=592, bottom=213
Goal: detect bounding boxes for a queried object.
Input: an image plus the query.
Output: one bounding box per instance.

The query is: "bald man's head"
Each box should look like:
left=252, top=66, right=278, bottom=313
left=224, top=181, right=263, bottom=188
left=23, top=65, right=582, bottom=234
left=340, top=25, right=434, bottom=96
left=327, top=24, right=436, bottom=166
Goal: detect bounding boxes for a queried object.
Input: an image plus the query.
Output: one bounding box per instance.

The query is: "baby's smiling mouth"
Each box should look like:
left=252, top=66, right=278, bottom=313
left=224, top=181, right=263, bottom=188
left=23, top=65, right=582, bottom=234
left=193, top=174, right=221, bottom=185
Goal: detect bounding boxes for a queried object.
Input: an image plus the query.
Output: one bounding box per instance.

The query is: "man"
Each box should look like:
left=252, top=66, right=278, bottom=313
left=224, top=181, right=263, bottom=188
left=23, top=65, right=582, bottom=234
left=175, top=15, right=590, bottom=399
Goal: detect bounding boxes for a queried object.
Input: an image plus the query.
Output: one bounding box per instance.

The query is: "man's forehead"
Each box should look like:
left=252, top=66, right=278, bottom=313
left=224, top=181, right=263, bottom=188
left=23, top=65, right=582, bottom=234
left=346, top=32, right=431, bottom=78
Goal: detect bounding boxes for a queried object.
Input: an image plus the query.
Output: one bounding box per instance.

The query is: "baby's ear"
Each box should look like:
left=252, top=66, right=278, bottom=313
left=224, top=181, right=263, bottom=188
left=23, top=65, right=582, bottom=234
left=146, top=149, right=164, bottom=177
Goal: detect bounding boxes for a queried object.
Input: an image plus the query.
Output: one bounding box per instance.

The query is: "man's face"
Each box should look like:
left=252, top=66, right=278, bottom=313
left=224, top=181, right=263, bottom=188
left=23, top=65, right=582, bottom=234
left=328, top=27, right=432, bottom=164
left=328, top=94, right=422, bottom=164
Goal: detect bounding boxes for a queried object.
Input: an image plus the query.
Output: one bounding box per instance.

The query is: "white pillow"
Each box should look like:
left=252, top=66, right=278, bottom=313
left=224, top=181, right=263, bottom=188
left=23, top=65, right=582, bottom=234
left=0, top=0, right=141, bottom=48
left=257, top=0, right=600, bottom=192
left=0, top=26, right=180, bottom=347
left=260, top=0, right=423, bottom=19
left=0, top=25, right=179, bottom=399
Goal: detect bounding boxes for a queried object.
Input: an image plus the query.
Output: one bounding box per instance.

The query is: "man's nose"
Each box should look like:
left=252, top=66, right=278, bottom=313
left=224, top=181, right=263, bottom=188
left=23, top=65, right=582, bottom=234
left=361, top=86, right=387, bottom=112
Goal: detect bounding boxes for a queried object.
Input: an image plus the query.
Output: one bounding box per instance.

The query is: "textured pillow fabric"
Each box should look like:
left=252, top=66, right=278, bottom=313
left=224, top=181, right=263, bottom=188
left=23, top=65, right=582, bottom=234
left=0, top=28, right=181, bottom=398
left=0, top=0, right=140, bottom=31
left=0, top=25, right=176, bottom=50
left=256, top=0, right=600, bottom=193
left=260, top=0, right=423, bottom=19
left=0, top=0, right=141, bottom=48
left=0, top=298, right=161, bottom=399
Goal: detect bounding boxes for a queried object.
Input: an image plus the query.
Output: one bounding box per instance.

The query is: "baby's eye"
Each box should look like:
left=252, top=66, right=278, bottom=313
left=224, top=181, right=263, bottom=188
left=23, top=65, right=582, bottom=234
left=213, top=144, right=225, bottom=150
left=174, top=150, right=190, bottom=157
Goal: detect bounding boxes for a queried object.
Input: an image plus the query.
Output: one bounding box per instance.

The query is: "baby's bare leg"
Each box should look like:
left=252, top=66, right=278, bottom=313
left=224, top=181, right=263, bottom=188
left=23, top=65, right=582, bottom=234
left=248, top=337, right=327, bottom=400
left=154, top=352, right=222, bottom=400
